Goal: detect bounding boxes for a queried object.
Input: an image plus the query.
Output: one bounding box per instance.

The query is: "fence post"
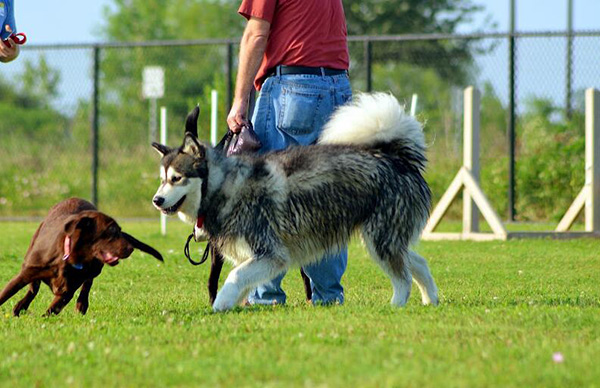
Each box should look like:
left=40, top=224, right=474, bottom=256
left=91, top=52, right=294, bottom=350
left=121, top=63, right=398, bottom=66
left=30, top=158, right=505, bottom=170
left=364, top=39, right=372, bottom=92
left=507, top=0, right=517, bottom=221
left=565, top=0, right=574, bottom=119
left=463, top=87, right=480, bottom=233
left=91, top=45, right=100, bottom=207
left=226, top=42, right=233, bottom=114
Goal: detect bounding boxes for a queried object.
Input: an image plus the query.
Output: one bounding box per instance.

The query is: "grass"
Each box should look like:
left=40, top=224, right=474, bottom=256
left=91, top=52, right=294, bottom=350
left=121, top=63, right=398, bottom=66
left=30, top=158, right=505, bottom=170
left=0, top=221, right=599, bottom=387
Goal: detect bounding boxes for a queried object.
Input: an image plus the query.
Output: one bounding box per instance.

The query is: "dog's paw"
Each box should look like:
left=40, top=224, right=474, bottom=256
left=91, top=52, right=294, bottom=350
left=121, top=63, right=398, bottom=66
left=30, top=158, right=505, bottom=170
left=212, top=283, right=240, bottom=312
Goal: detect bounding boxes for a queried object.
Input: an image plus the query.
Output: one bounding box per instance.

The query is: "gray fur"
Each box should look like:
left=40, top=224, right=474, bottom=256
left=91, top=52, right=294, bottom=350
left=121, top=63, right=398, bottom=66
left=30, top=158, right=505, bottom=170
left=152, top=93, right=439, bottom=311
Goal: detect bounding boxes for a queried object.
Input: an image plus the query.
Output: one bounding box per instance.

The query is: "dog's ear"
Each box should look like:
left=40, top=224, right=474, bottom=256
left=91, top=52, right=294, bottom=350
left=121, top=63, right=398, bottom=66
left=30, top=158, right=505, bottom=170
left=182, top=133, right=206, bottom=159
left=152, top=142, right=171, bottom=157
left=64, top=215, right=97, bottom=237
left=185, top=105, right=200, bottom=138
left=122, top=232, right=164, bottom=262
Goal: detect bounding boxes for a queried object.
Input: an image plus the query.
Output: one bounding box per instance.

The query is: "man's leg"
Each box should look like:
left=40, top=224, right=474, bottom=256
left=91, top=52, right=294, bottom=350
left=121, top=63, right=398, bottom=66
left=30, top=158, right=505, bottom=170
left=246, top=77, right=289, bottom=305
left=302, top=249, right=347, bottom=305
left=246, top=272, right=287, bottom=305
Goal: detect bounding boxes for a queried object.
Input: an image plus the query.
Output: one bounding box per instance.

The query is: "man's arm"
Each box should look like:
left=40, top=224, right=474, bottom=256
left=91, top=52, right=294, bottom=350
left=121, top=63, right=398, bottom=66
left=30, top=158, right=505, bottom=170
left=227, top=16, right=270, bottom=133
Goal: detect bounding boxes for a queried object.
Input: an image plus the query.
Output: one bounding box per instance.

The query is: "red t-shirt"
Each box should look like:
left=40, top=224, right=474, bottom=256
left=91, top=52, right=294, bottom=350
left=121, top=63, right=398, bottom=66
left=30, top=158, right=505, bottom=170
left=238, top=0, right=350, bottom=90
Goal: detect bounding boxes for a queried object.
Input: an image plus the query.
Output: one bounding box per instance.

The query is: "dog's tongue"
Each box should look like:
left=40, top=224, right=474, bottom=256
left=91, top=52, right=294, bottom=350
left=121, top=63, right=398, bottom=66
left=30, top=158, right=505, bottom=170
left=102, top=252, right=120, bottom=266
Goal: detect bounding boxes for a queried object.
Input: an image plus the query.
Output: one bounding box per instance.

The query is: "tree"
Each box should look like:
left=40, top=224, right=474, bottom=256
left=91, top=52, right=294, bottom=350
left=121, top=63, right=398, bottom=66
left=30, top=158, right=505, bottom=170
left=98, top=0, right=245, bottom=146
left=345, top=0, right=491, bottom=84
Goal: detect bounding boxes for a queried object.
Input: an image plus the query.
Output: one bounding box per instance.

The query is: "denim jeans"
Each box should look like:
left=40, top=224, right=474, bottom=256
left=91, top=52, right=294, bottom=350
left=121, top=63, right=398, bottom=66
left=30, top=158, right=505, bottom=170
left=247, top=71, right=352, bottom=305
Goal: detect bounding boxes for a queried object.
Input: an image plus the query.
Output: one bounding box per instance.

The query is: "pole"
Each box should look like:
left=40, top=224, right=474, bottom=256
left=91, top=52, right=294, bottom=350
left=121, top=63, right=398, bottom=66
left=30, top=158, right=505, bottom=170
left=160, top=107, right=168, bottom=236
left=226, top=43, right=233, bottom=114
left=508, top=0, right=517, bottom=221
left=585, top=89, right=600, bottom=232
left=463, top=87, right=481, bottom=233
left=410, top=94, right=418, bottom=116
left=566, top=0, right=574, bottom=119
left=211, top=90, right=218, bottom=146
left=149, top=98, right=158, bottom=143
left=364, top=39, right=372, bottom=92
left=91, top=46, right=100, bottom=207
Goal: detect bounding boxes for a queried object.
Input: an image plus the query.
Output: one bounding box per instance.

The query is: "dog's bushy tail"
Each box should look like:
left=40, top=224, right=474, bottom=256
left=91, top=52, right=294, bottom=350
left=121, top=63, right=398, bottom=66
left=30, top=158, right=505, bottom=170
left=319, top=93, right=426, bottom=169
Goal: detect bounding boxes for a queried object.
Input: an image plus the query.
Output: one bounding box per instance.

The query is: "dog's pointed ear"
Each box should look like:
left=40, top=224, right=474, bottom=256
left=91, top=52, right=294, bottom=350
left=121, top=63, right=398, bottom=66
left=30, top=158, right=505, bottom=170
left=152, top=142, right=171, bottom=157
left=185, top=105, right=200, bottom=138
left=182, top=133, right=206, bottom=158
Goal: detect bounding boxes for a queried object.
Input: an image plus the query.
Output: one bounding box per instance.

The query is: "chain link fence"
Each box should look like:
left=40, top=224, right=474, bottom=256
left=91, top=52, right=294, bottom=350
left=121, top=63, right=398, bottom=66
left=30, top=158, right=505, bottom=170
left=1, top=31, right=599, bottom=220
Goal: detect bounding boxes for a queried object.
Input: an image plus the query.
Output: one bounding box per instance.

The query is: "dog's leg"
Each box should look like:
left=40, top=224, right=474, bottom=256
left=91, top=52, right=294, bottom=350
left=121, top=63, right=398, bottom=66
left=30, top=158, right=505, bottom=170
left=361, top=229, right=412, bottom=307
left=213, top=254, right=289, bottom=312
left=44, top=291, right=76, bottom=316
left=300, top=268, right=312, bottom=302
left=75, top=279, right=94, bottom=315
left=13, top=280, right=40, bottom=316
left=0, top=272, right=29, bottom=309
left=408, top=251, right=439, bottom=306
left=207, top=245, right=224, bottom=305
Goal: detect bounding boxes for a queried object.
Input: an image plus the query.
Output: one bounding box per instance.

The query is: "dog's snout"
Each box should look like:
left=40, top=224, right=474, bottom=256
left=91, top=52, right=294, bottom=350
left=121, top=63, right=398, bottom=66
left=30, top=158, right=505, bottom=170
left=153, top=196, right=165, bottom=207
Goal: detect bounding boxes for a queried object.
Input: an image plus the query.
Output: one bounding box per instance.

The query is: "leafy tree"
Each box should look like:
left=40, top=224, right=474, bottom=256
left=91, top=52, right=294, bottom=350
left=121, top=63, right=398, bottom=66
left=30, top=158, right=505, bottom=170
left=0, top=57, right=65, bottom=139
left=99, top=0, right=245, bottom=146
left=345, top=0, right=492, bottom=84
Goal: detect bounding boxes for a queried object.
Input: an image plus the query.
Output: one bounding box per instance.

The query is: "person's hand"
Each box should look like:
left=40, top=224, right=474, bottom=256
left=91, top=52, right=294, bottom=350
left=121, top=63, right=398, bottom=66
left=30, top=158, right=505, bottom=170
left=0, top=36, right=19, bottom=63
left=227, top=98, right=249, bottom=133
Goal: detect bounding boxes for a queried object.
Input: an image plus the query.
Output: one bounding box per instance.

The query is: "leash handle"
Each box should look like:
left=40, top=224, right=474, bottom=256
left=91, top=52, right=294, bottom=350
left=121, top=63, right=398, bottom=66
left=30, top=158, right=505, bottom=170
left=184, top=233, right=210, bottom=266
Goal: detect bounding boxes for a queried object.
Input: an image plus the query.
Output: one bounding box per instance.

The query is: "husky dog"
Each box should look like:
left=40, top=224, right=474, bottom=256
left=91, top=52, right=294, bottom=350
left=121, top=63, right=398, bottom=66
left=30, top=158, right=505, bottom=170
left=152, top=93, right=438, bottom=312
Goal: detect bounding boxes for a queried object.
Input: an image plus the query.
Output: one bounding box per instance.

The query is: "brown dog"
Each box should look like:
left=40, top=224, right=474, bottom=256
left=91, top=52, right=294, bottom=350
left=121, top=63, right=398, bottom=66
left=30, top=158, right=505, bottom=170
left=0, top=198, right=163, bottom=316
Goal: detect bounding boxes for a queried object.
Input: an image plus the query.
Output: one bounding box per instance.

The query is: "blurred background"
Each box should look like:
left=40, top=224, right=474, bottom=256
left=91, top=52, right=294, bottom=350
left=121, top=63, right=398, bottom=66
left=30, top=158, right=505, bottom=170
left=0, top=0, right=599, bottom=224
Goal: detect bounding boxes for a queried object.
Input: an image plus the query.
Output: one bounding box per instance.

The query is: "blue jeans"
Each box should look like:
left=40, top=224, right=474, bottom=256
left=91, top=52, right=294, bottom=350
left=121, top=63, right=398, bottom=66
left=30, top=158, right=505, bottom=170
left=247, top=71, right=352, bottom=305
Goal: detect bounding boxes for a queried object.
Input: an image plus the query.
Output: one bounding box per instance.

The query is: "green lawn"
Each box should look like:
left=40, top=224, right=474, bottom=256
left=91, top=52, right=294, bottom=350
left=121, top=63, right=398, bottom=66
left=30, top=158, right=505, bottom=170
left=0, top=221, right=599, bottom=387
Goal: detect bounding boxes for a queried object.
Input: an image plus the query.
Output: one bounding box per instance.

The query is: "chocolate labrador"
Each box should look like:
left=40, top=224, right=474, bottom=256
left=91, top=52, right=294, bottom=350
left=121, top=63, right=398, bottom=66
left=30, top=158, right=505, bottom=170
left=0, top=198, right=163, bottom=316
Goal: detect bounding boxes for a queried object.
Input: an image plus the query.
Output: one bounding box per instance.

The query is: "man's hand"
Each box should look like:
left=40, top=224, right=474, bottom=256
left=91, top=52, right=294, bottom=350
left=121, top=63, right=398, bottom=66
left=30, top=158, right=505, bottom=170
left=0, top=36, right=19, bottom=63
left=227, top=98, right=249, bottom=134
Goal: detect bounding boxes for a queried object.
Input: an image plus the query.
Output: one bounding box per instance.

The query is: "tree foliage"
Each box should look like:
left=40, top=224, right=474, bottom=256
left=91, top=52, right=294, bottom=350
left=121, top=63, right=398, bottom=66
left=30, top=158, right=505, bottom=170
left=346, top=0, right=490, bottom=84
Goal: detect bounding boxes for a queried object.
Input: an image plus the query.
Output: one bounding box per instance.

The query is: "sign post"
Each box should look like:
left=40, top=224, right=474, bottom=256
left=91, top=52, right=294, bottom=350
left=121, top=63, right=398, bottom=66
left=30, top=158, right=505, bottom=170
left=142, top=66, right=165, bottom=142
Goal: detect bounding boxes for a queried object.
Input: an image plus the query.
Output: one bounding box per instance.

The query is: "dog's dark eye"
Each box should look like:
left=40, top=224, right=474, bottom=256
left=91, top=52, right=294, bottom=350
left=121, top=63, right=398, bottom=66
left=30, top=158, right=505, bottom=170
left=171, top=176, right=182, bottom=184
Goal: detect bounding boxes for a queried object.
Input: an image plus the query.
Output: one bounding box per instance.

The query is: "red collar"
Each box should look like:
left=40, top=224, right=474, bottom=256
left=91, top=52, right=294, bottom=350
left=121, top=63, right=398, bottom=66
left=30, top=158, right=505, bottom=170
left=196, top=214, right=206, bottom=229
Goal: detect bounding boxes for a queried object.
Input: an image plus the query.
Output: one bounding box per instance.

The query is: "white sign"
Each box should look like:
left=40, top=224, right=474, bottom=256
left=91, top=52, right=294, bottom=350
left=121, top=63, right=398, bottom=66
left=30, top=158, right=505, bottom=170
left=142, top=66, right=165, bottom=99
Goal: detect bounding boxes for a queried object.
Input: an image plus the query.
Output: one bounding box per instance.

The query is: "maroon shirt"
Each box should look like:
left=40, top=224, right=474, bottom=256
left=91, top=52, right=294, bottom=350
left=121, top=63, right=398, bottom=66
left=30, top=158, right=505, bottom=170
left=239, top=0, right=350, bottom=90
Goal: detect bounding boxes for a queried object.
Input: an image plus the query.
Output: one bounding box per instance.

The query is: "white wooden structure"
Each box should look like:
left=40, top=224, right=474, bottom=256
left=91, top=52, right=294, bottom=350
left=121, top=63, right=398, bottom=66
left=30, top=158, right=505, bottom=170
left=556, top=88, right=600, bottom=234
left=422, top=87, right=600, bottom=241
left=422, top=87, right=507, bottom=241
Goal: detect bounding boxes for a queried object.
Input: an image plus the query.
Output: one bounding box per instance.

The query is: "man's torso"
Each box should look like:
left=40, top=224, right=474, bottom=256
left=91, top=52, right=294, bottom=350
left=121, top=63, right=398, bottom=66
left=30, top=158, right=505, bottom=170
left=239, top=0, right=349, bottom=89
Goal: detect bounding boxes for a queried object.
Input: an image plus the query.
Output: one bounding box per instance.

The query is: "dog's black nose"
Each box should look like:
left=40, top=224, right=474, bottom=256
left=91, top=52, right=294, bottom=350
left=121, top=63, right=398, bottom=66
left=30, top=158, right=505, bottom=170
left=153, top=196, right=165, bottom=207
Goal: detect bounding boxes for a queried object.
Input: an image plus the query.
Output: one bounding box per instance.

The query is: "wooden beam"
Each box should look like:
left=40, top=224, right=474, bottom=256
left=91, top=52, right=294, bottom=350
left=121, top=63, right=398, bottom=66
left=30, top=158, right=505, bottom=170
left=463, top=87, right=480, bottom=233
left=556, top=186, right=587, bottom=232
left=423, top=171, right=464, bottom=234
left=461, top=167, right=507, bottom=238
left=585, top=88, right=600, bottom=231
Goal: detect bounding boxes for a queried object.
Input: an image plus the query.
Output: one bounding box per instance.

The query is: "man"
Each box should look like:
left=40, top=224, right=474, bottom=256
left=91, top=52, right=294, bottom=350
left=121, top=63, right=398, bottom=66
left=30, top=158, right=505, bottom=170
left=0, top=0, right=19, bottom=63
left=227, top=0, right=352, bottom=306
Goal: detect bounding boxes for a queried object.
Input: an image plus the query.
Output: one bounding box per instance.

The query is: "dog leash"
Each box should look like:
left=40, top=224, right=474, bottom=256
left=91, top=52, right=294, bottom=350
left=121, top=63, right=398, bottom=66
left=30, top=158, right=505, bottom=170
left=183, top=122, right=260, bottom=265
left=182, top=129, right=231, bottom=267
left=2, top=32, right=27, bottom=48
left=184, top=233, right=210, bottom=265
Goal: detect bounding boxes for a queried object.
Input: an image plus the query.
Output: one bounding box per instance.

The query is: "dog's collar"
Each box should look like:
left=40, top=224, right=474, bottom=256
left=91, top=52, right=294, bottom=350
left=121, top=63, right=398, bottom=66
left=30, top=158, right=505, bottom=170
left=62, top=236, right=84, bottom=270
left=196, top=214, right=206, bottom=229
